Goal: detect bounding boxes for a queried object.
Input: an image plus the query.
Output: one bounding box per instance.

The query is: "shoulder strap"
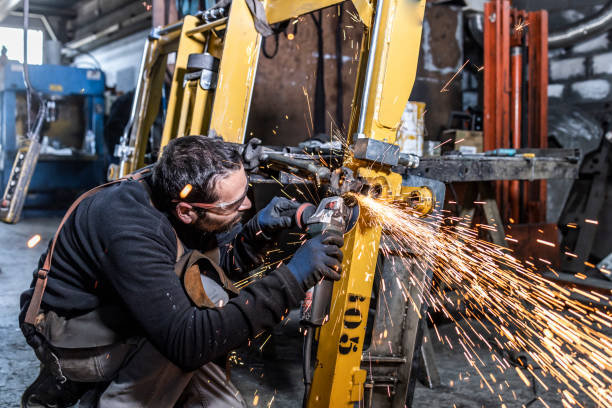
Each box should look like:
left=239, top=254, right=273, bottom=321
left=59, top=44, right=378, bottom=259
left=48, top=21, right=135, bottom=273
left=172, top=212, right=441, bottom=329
left=24, top=169, right=151, bottom=325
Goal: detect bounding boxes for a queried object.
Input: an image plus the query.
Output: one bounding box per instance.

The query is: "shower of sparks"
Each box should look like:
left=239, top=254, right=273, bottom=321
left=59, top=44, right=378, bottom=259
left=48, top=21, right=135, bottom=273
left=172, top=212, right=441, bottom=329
left=351, top=193, right=612, bottom=407
left=440, top=59, right=470, bottom=93
left=230, top=128, right=611, bottom=406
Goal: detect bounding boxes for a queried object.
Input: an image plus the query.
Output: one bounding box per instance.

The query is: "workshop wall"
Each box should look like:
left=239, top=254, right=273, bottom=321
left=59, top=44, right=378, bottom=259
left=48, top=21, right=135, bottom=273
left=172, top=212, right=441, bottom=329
left=544, top=3, right=612, bottom=225
left=246, top=3, right=361, bottom=147
left=248, top=3, right=465, bottom=148
left=410, top=3, right=464, bottom=143
left=547, top=4, right=612, bottom=124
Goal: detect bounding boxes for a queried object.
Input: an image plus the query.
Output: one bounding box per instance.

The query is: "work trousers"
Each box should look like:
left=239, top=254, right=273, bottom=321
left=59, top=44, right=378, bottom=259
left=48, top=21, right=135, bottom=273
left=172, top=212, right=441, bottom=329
left=52, top=337, right=247, bottom=408
left=43, top=276, right=246, bottom=408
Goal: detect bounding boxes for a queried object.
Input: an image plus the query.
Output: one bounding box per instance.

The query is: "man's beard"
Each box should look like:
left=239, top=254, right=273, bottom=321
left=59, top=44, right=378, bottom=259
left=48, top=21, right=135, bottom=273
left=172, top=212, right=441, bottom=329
left=195, top=211, right=244, bottom=234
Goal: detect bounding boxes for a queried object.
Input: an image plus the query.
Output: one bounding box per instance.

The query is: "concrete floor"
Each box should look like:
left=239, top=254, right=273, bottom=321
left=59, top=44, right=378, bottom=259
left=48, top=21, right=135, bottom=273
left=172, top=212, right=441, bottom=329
left=0, top=217, right=607, bottom=407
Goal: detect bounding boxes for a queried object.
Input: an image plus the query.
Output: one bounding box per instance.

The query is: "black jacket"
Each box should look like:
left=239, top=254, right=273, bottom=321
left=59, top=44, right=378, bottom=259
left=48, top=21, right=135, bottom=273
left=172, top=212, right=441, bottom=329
left=20, top=178, right=304, bottom=371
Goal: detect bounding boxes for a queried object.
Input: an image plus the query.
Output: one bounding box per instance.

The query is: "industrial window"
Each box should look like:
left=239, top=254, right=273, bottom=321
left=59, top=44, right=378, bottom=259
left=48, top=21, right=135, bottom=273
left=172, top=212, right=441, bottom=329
left=0, top=27, right=43, bottom=65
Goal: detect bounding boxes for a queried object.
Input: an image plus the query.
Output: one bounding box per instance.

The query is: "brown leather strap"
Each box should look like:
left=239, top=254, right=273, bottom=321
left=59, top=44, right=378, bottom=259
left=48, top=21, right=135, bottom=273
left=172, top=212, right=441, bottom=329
left=24, top=169, right=151, bottom=325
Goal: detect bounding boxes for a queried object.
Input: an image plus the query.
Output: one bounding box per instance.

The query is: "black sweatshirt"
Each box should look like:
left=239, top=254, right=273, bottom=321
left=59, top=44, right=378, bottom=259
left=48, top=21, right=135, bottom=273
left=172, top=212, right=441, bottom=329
left=20, top=178, right=305, bottom=371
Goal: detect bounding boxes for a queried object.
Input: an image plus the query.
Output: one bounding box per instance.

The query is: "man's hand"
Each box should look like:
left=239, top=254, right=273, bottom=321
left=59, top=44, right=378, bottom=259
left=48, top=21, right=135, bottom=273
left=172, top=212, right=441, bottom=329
left=287, top=233, right=344, bottom=291
left=256, top=197, right=301, bottom=237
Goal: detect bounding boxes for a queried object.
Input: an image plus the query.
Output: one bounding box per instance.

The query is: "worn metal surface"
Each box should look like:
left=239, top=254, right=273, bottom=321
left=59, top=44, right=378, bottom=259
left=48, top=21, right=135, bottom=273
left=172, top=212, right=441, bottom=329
left=352, top=138, right=400, bottom=166
left=398, top=155, right=579, bottom=183
left=559, top=139, right=611, bottom=274
left=361, top=253, right=430, bottom=408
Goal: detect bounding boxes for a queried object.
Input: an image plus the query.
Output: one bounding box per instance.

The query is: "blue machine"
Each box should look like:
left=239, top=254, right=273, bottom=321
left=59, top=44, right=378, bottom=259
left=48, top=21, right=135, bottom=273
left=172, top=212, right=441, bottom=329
left=0, top=62, right=107, bottom=210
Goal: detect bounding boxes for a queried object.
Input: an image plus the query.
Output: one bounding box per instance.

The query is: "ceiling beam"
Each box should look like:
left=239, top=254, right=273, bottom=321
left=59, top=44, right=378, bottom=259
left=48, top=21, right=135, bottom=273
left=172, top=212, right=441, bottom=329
left=0, top=0, right=22, bottom=22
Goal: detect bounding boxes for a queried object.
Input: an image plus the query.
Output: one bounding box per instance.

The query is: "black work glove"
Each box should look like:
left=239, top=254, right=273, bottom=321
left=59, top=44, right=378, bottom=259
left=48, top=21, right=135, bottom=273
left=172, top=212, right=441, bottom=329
left=287, top=233, right=344, bottom=291
left=256, top=197, right=301, bottom=237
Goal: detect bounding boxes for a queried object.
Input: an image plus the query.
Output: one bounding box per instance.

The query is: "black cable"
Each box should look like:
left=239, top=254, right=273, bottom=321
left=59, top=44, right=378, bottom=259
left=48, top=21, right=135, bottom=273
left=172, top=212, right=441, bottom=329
left=262, top=34, right=279, bottom=58
left=262, top=20, right=293, bottom=59
left=302, top=328, right=314, bottom=408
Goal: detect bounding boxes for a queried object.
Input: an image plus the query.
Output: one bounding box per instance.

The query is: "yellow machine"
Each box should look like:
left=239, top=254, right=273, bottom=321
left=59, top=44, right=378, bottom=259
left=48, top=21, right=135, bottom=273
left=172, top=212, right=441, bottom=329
left=110, top=1, right=437, bottom=406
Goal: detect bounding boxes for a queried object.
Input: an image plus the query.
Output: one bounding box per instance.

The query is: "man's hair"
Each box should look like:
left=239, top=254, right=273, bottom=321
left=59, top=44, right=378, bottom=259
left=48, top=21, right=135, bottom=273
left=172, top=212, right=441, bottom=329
left=151, top=135, right=243, bottom=210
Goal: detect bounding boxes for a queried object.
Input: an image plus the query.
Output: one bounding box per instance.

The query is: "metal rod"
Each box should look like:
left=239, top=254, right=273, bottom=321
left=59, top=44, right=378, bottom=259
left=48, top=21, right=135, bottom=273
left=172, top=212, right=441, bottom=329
left=510, top=46, right=522, bottom=223
left=186, top=17, right=228, bottom=36
left=158, top=20, right=184, bottom=35
left=549, top=0, right=612, bottom=48
left=23, top=0, right=32, bottom=137
left=117, top=38, right=150, bottom=177
left=356, top=0, right=384, bottom=137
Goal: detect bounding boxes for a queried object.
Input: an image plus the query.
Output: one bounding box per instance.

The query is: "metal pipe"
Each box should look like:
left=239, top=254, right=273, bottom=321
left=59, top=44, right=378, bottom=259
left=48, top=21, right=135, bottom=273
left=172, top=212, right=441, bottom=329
left=23, top=0, right=32, bottom=137
left=467, top=2, right=612, bottom=50
left=64, top=11, right=150, bottom=51
left=549, top=0, right=612, bottom=48
left=9, top=11, right=58, bottom=41
left=117, top=38, right=150, bottom=177
left=158, top=20, right=183, bottom=36
left=510, top=46, right=522, bottom=223
left=356, top=0, right=384, bottom=138
left=186, top=17, right=228, bottom=36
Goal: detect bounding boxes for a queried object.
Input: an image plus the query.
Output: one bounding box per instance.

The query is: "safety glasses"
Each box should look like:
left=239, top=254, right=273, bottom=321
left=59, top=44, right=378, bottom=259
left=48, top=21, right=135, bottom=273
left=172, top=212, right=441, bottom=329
left=174, top=184, right=249, bottom=215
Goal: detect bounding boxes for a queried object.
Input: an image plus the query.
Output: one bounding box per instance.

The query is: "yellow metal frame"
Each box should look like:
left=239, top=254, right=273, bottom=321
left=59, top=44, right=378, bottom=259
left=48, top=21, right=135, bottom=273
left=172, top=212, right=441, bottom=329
left=307, top=1, right=426, bottom=406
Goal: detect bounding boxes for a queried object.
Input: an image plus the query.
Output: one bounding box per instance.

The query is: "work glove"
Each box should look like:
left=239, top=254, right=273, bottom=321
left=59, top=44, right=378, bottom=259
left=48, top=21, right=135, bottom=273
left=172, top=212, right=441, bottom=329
left=256, top=197, right=301, bottom=237
left=287, top=233, right=344, bottom=291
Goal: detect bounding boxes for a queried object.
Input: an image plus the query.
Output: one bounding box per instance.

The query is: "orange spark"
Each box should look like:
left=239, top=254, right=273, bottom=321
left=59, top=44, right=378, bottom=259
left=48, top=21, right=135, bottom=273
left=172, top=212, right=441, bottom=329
left=27, top=234, right=41, bottom=248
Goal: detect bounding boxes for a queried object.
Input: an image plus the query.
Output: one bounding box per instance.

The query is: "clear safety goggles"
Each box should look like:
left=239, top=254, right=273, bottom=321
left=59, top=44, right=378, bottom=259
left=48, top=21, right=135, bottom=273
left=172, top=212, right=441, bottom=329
left=173, top=185, right=249, bottom=215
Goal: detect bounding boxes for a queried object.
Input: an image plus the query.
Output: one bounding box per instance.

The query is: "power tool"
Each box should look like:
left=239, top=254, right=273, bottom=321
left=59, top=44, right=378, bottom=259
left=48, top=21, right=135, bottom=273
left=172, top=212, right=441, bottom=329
left=296, top=197, right=357, bottom=407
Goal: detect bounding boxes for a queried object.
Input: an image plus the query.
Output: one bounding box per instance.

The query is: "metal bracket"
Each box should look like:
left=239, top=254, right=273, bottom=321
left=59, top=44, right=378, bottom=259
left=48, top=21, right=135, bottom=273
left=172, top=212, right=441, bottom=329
left=200, top=69, right=218, bottom=90
left=113, top=144, right=135, bottom=159
left=352, top=138, right=400, bottom=167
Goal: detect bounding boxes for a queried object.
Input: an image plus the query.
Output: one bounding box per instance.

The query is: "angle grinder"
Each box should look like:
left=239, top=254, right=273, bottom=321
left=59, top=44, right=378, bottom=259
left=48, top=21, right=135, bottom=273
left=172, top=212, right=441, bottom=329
left=294, top=197, right=357, bottom=406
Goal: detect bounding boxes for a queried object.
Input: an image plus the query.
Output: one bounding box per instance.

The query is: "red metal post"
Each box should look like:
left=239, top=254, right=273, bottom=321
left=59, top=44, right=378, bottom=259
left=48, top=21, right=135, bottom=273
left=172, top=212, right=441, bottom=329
left=484, top=0, right=512, bottom=220
left=526, top=10, right=549, bottom=223
left=510, top=46, right=522, bottom=223
left=483, top=1, right=497, bottom=153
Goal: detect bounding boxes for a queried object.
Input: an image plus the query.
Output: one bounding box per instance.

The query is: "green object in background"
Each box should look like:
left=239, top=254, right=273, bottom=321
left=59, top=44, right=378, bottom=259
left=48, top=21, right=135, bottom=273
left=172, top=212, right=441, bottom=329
left=484, top=148, right=517, bottom=156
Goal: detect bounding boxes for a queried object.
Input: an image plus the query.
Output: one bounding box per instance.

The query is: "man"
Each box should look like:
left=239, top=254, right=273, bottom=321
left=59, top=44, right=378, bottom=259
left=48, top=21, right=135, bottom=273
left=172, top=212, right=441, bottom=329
left=20, top=136, right=344, bottom=407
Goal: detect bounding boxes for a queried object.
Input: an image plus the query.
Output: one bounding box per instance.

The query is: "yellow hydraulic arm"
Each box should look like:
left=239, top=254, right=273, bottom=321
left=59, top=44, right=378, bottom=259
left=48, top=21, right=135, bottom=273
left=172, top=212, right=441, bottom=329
left=306, top=1, right=426, bottom=406
left=110, top=2, right=427, bottom=406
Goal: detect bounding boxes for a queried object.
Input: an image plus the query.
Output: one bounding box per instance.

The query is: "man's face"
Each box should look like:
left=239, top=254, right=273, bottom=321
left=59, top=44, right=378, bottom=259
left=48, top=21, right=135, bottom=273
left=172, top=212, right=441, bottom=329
left=191, top=167, right=252, bottom=233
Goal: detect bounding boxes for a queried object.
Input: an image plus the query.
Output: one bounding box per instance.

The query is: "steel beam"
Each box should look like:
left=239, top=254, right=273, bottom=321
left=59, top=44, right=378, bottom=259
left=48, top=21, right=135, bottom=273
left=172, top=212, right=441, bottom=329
left=400, top=155, right=579, bottom=183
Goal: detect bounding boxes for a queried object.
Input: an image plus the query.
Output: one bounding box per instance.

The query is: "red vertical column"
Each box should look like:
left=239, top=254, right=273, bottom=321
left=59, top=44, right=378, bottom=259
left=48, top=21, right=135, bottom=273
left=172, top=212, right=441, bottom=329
left=527, top=10, right=549, bottom=223
left=485, top=0, right=511, bottom=221
left=510, top=45, right=522, bottom=223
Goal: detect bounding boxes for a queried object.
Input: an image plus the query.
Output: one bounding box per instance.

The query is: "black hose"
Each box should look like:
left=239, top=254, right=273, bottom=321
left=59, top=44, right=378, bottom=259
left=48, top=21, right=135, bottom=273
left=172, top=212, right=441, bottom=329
left=302, top=327, right=314, bottom=408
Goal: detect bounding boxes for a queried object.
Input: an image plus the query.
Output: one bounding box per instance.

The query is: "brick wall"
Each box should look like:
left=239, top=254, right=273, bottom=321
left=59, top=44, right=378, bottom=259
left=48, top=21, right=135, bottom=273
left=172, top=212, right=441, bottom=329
left=547, top=4, right=612, bottom=124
